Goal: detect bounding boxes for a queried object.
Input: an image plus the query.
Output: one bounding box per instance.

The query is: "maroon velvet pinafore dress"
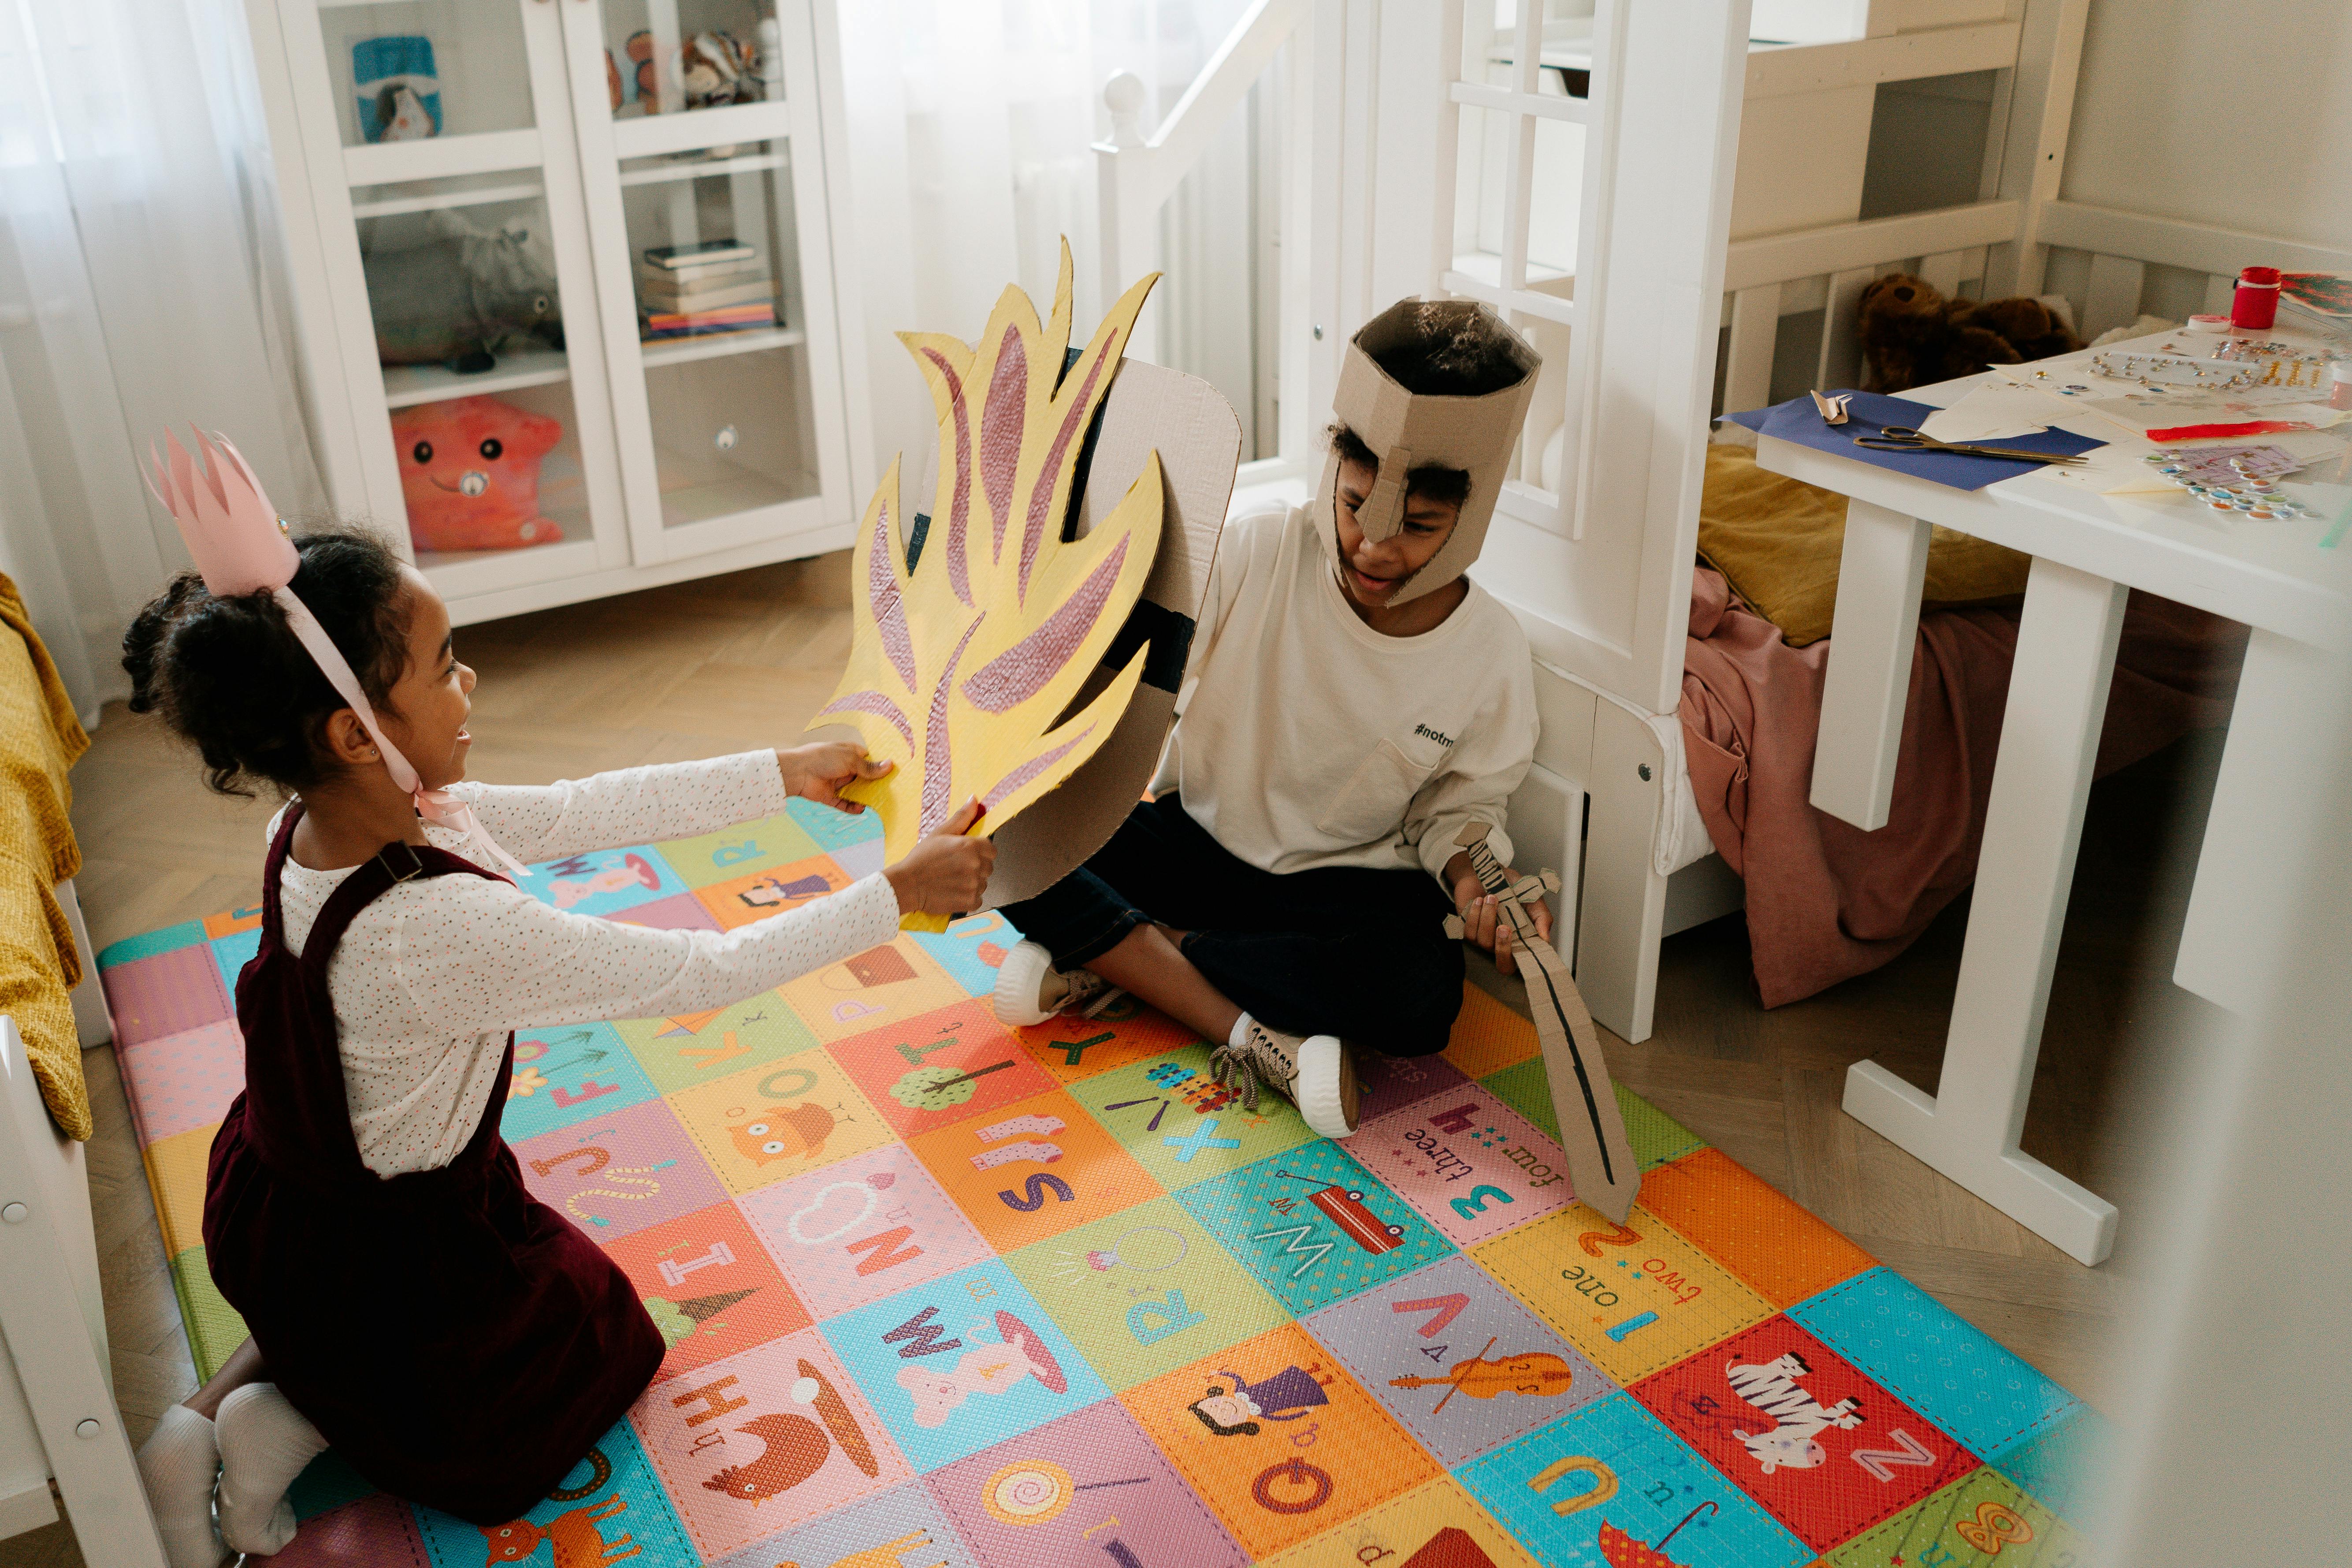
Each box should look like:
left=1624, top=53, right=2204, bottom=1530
left=202, top=808, right=664, bottom=1524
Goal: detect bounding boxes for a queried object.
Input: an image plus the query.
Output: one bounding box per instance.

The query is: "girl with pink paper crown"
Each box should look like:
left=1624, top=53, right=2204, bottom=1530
left=123, top=432, right=993, bottom=1566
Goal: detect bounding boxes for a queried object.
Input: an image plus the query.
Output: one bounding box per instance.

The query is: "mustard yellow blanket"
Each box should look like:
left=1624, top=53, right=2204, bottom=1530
left=0, top=573, right=93, bottom=1138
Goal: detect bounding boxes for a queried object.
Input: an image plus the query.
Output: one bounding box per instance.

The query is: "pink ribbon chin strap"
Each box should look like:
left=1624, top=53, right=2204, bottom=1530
left=147, top=428, right=531, bottom=881
left=271, top=589, right=531, bottom=881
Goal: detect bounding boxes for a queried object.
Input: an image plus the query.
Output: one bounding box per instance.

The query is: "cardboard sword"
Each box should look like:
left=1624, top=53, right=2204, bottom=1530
left=1443, top=822, right=1639, bottom=1222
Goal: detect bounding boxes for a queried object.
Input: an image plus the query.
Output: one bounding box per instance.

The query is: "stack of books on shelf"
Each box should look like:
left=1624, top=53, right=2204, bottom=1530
left=638, top=240, right=777, bottom=342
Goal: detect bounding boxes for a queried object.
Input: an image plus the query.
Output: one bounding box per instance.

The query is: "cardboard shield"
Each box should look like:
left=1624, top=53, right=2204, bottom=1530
left=810, top=248, right=1241, bottom=924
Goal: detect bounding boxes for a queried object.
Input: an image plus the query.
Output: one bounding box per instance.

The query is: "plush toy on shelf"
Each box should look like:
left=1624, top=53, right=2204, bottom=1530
left=679, top=32, right=763, bottom=109
left=353, top=36, right=442, bottom=142
left=364, top=210, right=563, bottom=373
left=622, top=28, right=765, bottom=113
left=626, top=31, right=659, bottom=108
left=389, top=395, right=564, bottom=554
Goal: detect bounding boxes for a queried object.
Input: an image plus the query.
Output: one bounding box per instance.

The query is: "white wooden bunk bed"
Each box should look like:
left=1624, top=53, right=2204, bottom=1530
left=1094, top=0, right=2342, bottom=1047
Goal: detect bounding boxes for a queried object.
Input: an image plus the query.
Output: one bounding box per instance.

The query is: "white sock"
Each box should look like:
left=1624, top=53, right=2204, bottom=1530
left=1228, top=1013, right=1254, bottom=1050
left=135, top=1404, right=223, bottom=1568
left=215, top=1383, right=327, bottom=1557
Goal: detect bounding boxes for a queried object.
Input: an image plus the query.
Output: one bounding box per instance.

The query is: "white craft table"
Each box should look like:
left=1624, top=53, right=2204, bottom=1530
left=1756, top=326, right=2352, bottom=1266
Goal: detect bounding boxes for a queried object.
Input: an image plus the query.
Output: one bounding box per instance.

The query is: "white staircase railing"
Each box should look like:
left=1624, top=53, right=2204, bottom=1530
left=1091, top=0, right=1329, bottom=486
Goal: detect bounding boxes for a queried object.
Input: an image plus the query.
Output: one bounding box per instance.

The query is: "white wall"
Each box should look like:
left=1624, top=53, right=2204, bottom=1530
left=2062, top=0, right=2352, bottom=251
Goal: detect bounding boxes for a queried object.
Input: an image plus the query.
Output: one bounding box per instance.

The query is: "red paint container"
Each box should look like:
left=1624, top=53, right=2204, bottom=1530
left=2233, top=266, right=2281, bottom=331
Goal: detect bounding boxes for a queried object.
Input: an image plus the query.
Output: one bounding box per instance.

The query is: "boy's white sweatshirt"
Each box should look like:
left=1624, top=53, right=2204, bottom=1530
left=1151, top=501, right=1538, bottom=884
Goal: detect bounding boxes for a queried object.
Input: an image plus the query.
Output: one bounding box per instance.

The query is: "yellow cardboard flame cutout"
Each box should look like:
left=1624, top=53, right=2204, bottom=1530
left=811, top=245, right=1163, bottom=929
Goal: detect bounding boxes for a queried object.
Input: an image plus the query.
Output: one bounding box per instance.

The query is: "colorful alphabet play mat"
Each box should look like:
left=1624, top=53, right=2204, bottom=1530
left=99, top=800, right=2101, bottom=1568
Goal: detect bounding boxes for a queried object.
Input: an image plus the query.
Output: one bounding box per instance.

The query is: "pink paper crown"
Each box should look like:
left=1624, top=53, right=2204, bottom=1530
left=145, top=430, right=301, bottom=597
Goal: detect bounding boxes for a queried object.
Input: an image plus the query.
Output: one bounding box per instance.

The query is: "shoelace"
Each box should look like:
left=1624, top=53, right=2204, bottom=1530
left=1209, top=1038, right=1263, bottom=1113
left=1074, top=981, right=1128, bottom=1020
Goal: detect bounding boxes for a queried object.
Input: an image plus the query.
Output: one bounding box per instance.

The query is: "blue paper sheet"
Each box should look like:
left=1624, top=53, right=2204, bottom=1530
left=1726, top=390, right=2106, bottom=491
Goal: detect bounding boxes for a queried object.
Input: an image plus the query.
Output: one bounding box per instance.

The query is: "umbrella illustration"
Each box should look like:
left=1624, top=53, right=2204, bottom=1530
left=1597, top=1501, right=1717, bottom=1568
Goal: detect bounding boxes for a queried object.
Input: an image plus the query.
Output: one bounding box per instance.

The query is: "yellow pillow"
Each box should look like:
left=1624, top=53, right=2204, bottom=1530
left=1696, top=443, right=2030, bottom=646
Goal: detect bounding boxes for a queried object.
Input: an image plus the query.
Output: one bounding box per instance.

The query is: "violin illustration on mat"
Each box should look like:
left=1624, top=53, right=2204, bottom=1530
left=1388, top=1338, right=1580, bottom=1412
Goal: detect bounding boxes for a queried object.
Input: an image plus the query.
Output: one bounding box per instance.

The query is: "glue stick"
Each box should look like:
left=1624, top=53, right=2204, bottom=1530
left=2233, top=267, right=2281, bottom=332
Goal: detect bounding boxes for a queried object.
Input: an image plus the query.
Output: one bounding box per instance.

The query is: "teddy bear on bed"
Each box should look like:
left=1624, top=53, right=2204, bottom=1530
left=1858, top=272, right=2081, bottom=394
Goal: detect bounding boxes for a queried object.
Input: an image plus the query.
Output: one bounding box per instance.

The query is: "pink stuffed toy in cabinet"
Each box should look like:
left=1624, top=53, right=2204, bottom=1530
left=390, top=395, right=563, bottom=553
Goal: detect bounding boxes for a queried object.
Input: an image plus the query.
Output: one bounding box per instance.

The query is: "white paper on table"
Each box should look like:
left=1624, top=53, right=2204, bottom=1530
left=1917, top=381, right=2056, bottom=442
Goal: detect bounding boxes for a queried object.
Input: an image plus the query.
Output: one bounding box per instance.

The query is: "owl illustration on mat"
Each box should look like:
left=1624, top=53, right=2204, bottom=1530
left=728, top=1103, right=839, bottom=1167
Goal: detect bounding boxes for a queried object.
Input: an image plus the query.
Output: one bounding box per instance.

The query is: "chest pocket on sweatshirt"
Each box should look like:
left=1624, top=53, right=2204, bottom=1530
left=1316, top=739, right=1437, bottom=845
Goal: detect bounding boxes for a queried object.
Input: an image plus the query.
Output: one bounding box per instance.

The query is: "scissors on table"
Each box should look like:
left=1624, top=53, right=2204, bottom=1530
left=1852, top=426, right=2088, bottom=465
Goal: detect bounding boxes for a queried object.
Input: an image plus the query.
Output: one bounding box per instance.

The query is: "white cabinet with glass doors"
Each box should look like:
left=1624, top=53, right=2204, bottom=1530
left=246, top=0, right=862, bottom=622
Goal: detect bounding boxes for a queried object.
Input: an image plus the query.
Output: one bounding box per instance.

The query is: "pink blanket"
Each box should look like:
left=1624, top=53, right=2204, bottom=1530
left=1677, top=567, right=2246, bottom=1006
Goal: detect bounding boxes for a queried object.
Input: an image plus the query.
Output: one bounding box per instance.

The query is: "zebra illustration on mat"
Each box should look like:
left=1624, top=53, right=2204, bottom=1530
left=1725, top=1351, right=1865, bottom=1474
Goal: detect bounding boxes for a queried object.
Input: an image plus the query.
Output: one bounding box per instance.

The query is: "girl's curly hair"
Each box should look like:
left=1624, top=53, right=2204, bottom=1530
left=122, top=529, right=414, bottom=797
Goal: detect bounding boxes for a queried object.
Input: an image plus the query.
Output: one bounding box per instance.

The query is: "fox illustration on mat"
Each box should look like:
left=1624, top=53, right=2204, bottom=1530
left=479, top=1493, right=638, bottom=1568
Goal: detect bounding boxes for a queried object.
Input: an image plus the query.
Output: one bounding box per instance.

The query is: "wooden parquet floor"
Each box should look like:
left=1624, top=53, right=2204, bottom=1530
left=11, top=549, right=2216, bottom=1563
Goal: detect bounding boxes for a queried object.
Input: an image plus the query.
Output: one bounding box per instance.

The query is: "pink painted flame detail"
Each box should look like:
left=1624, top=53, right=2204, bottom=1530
left=981, top=725, right=1094, bottom=811
left=817, top=690, right=913, bottom=747
left=959, top=534, right=1130, bottom=713
left=1017, top=347, right=1111, bottom=605
left=869, top=503, right=917, bottom=692
left=920, top=618, right=984, bottom=835
left=979, top=327, right=1026, bottom=563
left=919, top=347, right=974, bottom=606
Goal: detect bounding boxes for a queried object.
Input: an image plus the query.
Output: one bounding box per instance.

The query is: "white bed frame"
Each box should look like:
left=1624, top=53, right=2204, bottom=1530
left=0, top=873, right=163, bottom=1559
left=1096, top=0, right=2345, bottom=1043
left=0, top=1014, right=167, bottom=1563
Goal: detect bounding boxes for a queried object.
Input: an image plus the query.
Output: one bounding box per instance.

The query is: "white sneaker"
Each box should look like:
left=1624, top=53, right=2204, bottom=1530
left=990, top=940, right=1124, bottom=1027
left=1211, top=1021, right=1360, bottom=1139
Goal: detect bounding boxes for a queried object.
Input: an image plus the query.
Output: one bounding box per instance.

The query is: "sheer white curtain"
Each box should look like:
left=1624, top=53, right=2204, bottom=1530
left=0, top=0, right=320, bottom=718
left=837, top=0, right=1272, bottom=478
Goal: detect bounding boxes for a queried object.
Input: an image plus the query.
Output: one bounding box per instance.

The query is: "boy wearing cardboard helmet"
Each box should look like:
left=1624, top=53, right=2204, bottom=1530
left=992, top=298, right=1544, bottom=1138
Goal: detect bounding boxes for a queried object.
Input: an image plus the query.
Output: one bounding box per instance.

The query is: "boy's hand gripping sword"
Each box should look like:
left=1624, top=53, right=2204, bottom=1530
left=1443, top=822, right=1639, bottom=1222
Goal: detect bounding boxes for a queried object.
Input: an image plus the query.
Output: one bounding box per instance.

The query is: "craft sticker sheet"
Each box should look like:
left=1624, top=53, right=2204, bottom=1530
left=101, top=802, right=2101, bottom=1568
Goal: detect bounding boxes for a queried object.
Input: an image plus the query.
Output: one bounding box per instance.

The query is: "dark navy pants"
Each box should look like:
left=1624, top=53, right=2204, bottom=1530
left=998, top=795, right=1464, bottom=1056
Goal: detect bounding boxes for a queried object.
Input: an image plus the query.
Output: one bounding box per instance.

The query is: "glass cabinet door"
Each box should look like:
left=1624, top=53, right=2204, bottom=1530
left=561, top=0, right=853, bottom=564
left=279, top=0, right=632, bottom=598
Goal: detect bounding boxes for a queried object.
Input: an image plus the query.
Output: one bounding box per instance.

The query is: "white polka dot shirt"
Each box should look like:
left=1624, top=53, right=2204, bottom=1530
left=264, top=751, right=900, bottom=1176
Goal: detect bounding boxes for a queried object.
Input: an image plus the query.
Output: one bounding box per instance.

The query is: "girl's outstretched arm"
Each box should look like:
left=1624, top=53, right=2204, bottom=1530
left=443, top=750, right=790, bottom=867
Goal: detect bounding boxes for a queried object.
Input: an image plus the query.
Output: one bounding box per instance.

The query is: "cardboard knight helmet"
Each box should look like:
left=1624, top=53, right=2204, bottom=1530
left=1312, top=298, right=1541, bottom=608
